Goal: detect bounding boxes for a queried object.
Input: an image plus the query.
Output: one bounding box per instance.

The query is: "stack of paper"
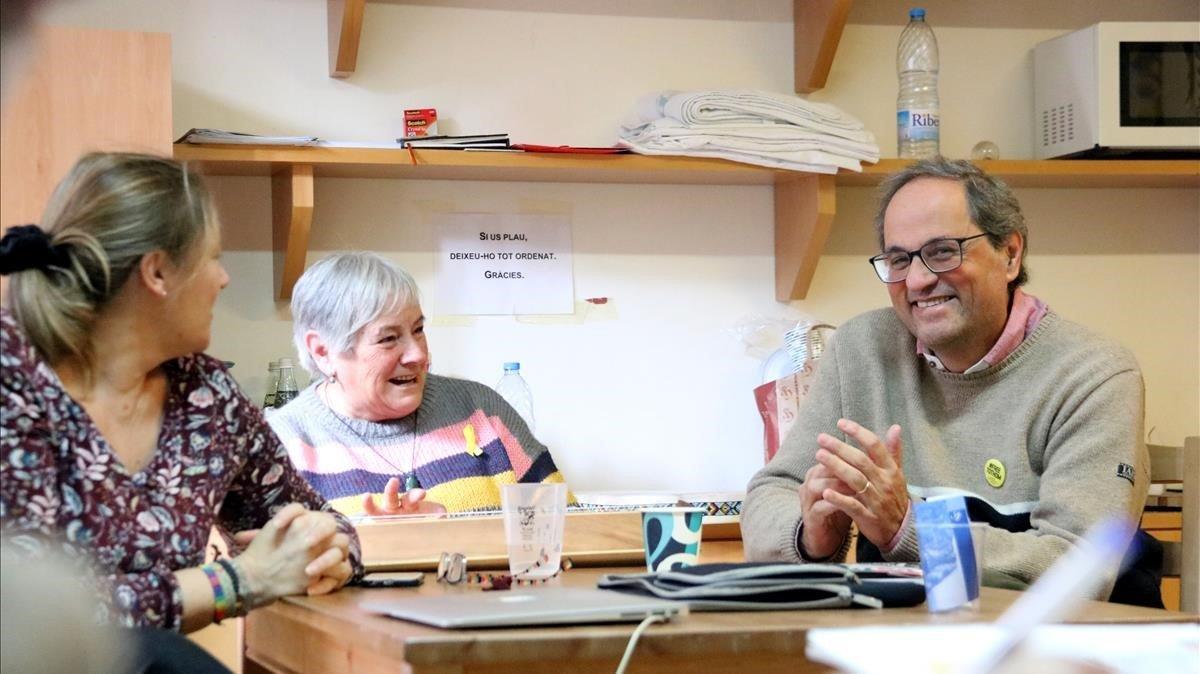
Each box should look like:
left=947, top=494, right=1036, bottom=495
left=618, top=90, right=879, bottom=173
left=176, top=128, right=320, bottom=146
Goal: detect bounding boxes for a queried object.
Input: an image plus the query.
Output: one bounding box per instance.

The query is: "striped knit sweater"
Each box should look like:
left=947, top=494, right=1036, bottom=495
left=267, top=374, right=566, bottom=514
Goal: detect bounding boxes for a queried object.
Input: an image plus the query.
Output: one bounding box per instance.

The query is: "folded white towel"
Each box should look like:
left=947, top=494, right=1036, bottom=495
left=619, top=89, right=879, bottom=173
left=617, top=137, right=854, bottom=174
left=626, top=90, right=875, bottom=145
left=627, top=119, right=880, bottom=162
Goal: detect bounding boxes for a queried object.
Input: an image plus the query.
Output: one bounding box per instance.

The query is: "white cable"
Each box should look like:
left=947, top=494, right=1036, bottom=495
left=615, top=613, right=668, bottom=674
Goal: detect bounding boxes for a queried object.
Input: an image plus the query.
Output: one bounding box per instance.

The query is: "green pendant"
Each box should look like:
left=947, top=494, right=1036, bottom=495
left=404, top=474, right=420, bottom=491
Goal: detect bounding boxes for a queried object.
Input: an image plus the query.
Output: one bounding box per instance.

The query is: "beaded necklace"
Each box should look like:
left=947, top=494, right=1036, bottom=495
left=319, top=380, right=422, bottom=491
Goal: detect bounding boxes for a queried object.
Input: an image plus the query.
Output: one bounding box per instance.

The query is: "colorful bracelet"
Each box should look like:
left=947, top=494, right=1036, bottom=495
left=214, top=558, right=245, bottom=617
left=200, top=563, right=236, bottom=624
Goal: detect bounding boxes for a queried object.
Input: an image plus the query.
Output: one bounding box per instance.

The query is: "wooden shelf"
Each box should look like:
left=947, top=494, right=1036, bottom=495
left=175, top=144, right=783, bottom=184
left=175, top=143, right=836, bottom=303
left=329, top=0, right=851, bottom=92
left=837, top=159, right=1200, bottom=188
left=177, top=144, right=1197, bottom=303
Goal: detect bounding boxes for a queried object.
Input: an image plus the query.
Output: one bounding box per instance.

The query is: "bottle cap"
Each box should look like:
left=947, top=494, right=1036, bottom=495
left=278, top=357, right=295, bottom=368
left=268, top=360, right=280, bottom=370
left=503, top=362, right=521, bottom=371
left=909, top=7, right=926, bottom=19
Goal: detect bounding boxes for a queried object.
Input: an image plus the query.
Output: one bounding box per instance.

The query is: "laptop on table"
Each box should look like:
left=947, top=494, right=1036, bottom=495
left=362, top=586, right=686, bottom=629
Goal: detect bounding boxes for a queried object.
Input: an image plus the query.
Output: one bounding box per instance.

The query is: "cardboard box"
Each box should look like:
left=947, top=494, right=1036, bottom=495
left=404, top=108, right=438, bottom=138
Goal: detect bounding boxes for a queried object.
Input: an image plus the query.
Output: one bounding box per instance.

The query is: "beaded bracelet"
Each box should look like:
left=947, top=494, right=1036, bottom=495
left=200, top=563, right=236, bottom=624
left=476, top=556, right=573, bottom=592
left=214, top=558, right=245, bottom=617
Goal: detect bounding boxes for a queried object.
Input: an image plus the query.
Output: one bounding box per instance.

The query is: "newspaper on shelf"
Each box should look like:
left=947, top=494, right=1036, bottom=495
left=176, top=128, right=321, bottom=146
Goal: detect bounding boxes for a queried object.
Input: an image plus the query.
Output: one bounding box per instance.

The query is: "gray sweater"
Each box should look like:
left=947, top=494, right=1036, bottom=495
left=742, top=308, right=1148, bottom=598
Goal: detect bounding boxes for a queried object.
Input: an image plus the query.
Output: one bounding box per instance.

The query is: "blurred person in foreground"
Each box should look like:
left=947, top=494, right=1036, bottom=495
left=268, top=251, right=568, bottom=515
left=0, top=153, right=364, bottom=640
left=742, top=157, right=1158, bottom=606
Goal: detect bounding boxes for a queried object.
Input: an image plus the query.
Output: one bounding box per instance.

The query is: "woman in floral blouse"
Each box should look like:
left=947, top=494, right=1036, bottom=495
left=0, top=152, right=363, bottom=633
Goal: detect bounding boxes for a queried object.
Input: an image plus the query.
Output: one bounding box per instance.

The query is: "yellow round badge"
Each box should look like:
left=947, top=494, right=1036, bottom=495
left=984, top=459, right=1006, bottom=488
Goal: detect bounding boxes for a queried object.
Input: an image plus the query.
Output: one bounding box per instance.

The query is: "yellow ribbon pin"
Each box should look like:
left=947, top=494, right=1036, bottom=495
left=463, top=424, right=482, bottom=457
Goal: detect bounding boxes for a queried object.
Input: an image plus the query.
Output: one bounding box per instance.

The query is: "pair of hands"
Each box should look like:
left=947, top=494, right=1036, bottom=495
left=232, top=503, right=353, bottom=601
left=362, top=477, right=447, bottom=516
left=229, top=476, right=445, bottom=603
left=799, top=418, right=911, bottom=559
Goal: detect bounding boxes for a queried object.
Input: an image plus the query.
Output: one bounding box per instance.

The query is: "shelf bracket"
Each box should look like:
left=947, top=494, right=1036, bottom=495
left=271, top=163, right=314, bottom=301
left=328, top=0, right=366, bottom=78
left=793, top=0, right=852, bottom=93
left=774, top=173, right=836, bottom=301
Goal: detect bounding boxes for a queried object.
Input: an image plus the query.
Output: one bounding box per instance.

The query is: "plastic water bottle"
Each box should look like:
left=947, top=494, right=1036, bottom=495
left=896, top=7, right=940, bottom=158
left=263, top=360, right=280, bottom=408
left=495, top=362, right=535, bottom=433
left=274, top=358, right=299, bottom=408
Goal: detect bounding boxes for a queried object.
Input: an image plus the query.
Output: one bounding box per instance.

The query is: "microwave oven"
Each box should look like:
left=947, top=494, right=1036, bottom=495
left=1034, top=22, right=1199, bottom=159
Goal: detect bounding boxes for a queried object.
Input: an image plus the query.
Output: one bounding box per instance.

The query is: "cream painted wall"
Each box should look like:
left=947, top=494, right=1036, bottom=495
left=44, top=1, right=1199, bottom=494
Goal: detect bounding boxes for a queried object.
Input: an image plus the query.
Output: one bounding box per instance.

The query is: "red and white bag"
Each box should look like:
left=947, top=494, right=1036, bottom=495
left=753, top=323, right=834, bottom=463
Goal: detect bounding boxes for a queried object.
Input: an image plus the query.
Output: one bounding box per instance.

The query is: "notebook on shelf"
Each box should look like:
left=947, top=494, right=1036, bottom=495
left=398, top=133, right=510, bottom=149
left=361, top=586, right=686, bottom=629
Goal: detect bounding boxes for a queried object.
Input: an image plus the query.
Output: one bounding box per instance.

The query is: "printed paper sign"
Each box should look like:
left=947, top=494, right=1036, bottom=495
left=434, top=213, right=573, bottom=315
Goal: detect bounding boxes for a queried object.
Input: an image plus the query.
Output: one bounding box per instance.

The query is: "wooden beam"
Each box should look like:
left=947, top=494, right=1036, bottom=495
left=271, top=164, right=315, bottom=300
left=328, top=0, right=366, bottom=78
left=774, top=174, right=836, bottom=301
left=793, top=0, right=853, bottom=93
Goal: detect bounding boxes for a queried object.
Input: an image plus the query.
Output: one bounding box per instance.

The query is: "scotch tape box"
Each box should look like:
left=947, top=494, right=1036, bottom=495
left=404, top=108, right=438, bottom=138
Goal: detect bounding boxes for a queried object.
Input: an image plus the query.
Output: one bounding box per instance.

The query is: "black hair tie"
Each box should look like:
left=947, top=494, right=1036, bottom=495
left=0, top=224, right=72, bottom=275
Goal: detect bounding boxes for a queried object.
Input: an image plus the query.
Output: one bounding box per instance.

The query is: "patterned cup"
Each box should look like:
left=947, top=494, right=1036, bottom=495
left=641, top=507, right=705, bottom=573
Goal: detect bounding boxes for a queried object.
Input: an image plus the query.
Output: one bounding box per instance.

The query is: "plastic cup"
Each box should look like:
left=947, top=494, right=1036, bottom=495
left=500, top=483, right=568, bottom=579
left=916, top=521, right=987, bottom=612
left=641, top=507, right=705, bottom=573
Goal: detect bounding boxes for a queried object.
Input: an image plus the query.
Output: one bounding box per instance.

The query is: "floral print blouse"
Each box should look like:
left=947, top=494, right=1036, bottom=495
left=0, top=310, right=363, bottom=630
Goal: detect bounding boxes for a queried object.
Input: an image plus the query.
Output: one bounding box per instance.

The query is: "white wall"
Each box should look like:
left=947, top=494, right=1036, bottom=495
left=45, top=0, right=1200, bottom=492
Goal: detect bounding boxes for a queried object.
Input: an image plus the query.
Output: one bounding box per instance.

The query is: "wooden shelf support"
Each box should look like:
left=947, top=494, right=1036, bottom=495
left=271, top=163, right=315, bottom=300
left=774, top=173, right=837, bottom=301
left=328, top=0, right=366, bottom=78
left=793, top=0, right=853, bottom=93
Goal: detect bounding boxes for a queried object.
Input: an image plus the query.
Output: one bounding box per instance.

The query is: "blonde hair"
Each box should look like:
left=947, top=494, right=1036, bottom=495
left=8, top=152, right=217, bottom=376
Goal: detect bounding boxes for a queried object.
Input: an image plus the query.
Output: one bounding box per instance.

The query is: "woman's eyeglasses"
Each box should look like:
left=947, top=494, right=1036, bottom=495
left=436, top=552, right=468, bottom=584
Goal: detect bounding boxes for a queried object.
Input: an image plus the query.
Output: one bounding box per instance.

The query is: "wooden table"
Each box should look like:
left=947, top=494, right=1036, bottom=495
left=243, top=561, right=1195, bottom=674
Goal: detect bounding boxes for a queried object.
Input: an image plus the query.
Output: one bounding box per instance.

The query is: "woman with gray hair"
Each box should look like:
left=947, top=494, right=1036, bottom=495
left=0, top=153, right=362, bottom=636
left=268, top=251, right=567, bottom=515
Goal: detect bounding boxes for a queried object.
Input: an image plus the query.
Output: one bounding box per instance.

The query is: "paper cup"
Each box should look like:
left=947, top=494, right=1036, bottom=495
left=641, top=507, right=705, bottom=573
left=500, top=483, right=568, bottom=579
left=916, top=521, right=987, bottom=612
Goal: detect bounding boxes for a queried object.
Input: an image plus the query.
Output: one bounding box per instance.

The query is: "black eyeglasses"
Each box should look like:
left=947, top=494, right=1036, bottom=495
left=868, top=233, right=989, bottom=283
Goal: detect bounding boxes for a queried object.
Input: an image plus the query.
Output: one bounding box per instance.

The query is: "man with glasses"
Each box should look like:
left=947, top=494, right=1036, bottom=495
left=743, top=157, right=1158, bottom=606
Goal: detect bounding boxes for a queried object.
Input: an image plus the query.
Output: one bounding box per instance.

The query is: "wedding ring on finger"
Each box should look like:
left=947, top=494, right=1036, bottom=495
left=854, top=481, right=872, bottom=496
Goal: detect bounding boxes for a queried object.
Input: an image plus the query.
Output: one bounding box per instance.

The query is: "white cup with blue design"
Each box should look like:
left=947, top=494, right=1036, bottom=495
left=641, top=507, right=705, bottom=573
left=915, top=496, right=987, bottom=612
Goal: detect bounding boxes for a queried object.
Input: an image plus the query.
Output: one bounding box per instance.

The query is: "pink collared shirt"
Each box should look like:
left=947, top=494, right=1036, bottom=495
left=916, top=288, right=1049, bottom=374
